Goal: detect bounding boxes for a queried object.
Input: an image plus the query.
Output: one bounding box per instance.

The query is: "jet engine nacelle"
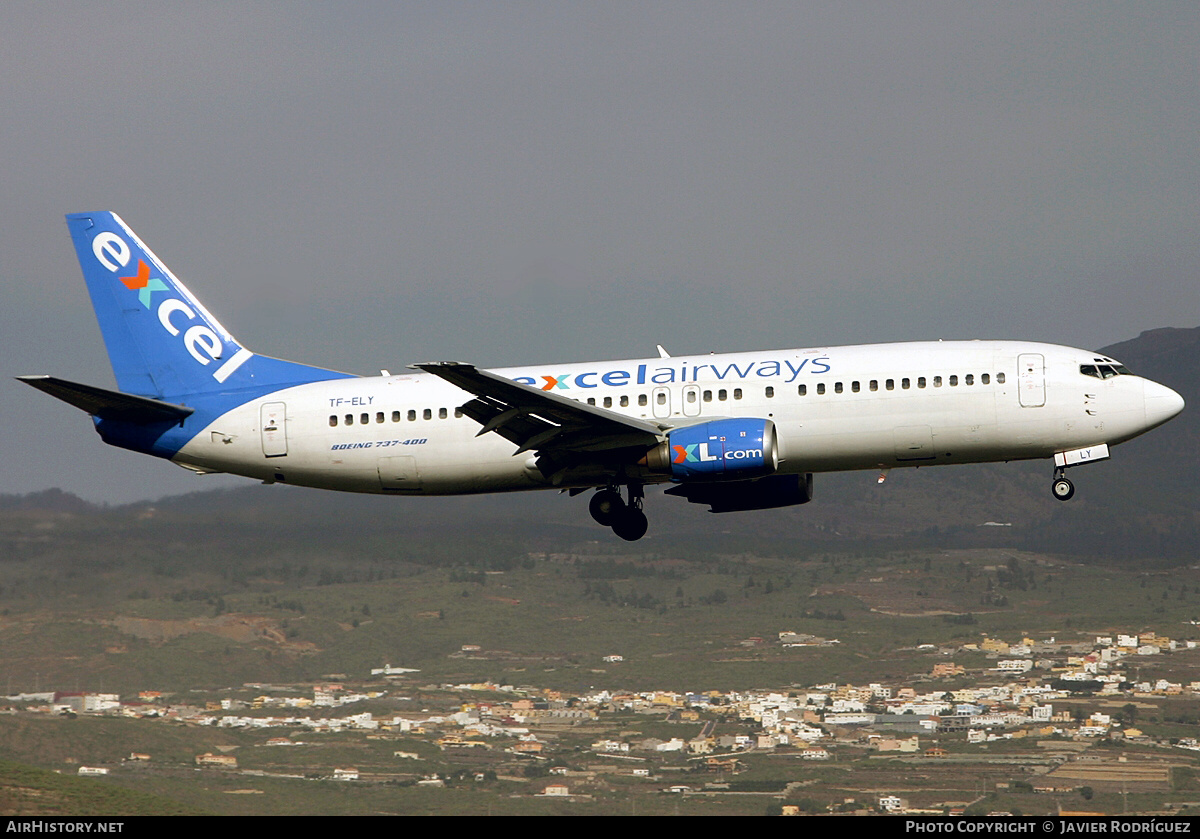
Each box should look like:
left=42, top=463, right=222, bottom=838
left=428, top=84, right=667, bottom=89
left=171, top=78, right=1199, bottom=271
left=644, top=418, right=778, bottom=481
left=665, top=472, right=813, bottom=512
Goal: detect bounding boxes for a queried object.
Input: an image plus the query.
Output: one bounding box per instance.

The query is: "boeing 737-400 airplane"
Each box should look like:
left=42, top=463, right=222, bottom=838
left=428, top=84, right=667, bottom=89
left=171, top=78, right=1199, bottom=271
left=20, top=213, right=1186, bottom=540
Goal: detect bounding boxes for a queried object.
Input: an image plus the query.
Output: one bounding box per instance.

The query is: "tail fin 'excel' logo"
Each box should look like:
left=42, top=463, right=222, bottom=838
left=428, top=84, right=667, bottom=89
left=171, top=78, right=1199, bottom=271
left=120, top=259, right=168, bottom=309
left=89, top=229, right=253, bottom=384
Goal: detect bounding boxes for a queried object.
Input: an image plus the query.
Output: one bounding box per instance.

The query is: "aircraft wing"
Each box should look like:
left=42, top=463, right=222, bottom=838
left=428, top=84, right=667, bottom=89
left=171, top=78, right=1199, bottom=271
left=411, top=362, right=666, bottom=455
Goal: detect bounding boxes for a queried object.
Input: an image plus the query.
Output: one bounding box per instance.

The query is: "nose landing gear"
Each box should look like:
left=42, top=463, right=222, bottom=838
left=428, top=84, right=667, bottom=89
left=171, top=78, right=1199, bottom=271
left=1052, top=467, right=1075, bottom=501
left=589, top=484, right=649, bottom=541
left=1050, top=444, right=1110, bottom=502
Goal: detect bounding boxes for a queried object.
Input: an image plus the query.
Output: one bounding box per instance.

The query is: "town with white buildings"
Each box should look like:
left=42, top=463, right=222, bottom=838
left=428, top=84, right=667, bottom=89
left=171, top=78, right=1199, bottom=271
left=8, top=625, right=1200, bottom=815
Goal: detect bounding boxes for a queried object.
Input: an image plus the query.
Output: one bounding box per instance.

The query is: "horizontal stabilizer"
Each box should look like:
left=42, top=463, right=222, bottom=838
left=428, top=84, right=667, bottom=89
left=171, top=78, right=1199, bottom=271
left=17, top=375, right=194, bottom=424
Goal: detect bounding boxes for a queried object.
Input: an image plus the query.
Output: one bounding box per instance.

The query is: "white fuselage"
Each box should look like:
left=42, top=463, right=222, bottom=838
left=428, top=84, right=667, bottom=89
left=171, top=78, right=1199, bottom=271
left=173, top=340, right=1179, bottom=495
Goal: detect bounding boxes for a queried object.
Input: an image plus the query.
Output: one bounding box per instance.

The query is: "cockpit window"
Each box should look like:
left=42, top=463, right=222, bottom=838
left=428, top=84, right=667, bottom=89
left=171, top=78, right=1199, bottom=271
left=1081, top=363, right=1133, bottom=379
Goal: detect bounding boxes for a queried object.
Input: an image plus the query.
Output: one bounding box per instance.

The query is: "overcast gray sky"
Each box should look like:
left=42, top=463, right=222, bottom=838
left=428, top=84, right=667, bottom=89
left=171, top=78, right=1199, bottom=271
left=4, top=2, right=1198, bottom=503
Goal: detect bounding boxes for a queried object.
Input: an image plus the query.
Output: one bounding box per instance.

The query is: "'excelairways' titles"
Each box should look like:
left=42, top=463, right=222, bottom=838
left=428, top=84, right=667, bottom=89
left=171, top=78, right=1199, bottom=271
left=513, top=357, right=832, bottom=391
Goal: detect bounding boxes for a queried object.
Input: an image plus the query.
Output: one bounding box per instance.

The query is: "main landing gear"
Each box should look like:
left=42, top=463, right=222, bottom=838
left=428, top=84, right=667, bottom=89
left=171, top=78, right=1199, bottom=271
left=1052, top=467, right=1075, bottom=501
left=589, top=484, right=649, bottom=541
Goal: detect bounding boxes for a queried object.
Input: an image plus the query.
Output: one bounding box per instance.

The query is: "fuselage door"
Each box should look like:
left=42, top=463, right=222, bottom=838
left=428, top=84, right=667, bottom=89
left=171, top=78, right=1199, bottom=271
left=1017, top=353, right=1046, bottom=408
left=379, top=455, right=422, bottom=492
left=682, top=385, right=702, bottom=417
left=652, top=387, right=672, bottom=419
left=893, top=425, right=936, bottom=461
left=260, top=402, right=288, bottom=457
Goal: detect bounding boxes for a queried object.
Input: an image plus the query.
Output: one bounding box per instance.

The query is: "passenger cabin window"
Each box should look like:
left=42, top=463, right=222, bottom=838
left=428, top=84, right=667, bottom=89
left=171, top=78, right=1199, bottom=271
left=933, top=376, right=942, bottom=387
left=329, top=416, right=338, bottom=427
left=439, top=408, right=448, bottom=418
left=455, top=408, right=463, bottom=418
left=834, top=382, right=843, bottom=394
left=852, top=381, right=860, bottom=393
left=392, top=411, right=401, bottom=422
left=965, top=374, right=974, bottom=386
left=408, top=410, right=416, bottom=421
left=885, top=379, right=894, bottom=391
left=917, top=377, right=926, bottom=388
left=587, top=398, right=596, bottom=406
left=345, top=414, right=353, bottom=425
left=423, top=409, right=432, bottom=420
left=981, top=374, right=990, bottom=385
left=870, top=380, right=878, bottom=392
left=816, top=383, right=825, bottom=395
left=996, top=372, right=1005, bottom=384
left=620, top=395, right=629, bottom=407
left=639, top=394, right=648, bottom=406
left=949, top=376, right=958, bottom=386
left=718, top=390, right=727, bottom=401
left=798, top=384, right=807, bottom=396
left=656, top=392, right=666, bottom=405
left=901, top=378, right=910, bottom=389
left=360, top=413, right=369, bottom=425
left=764, top=386, right=774, bottom=398
left=733, top=388, right=743, bottom=400
left=603, top=396, right=612, bottom=408
left=376, top=412, right=385, bottom=423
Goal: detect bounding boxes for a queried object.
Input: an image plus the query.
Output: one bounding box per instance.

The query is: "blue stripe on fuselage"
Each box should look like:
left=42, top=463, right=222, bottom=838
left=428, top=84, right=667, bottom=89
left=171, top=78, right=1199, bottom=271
left=91, top=372, right=352, bottom=458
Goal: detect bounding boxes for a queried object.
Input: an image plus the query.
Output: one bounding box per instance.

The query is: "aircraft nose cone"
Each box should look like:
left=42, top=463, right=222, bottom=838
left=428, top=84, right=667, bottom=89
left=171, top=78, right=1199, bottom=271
left=1144, top=380, right=1185, bottom=430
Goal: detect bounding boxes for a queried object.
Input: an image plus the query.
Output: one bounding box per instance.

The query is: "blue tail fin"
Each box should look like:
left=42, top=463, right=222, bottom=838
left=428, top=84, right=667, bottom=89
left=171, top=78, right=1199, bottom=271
left=67, top=212, right=353, bottom=398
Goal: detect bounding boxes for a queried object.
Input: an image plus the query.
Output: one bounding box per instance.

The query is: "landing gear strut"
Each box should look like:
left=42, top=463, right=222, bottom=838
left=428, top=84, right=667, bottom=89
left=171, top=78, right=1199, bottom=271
left=589, top=484, right=648, bottom=541
left=1051, top=467, right=1075, bottom=501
